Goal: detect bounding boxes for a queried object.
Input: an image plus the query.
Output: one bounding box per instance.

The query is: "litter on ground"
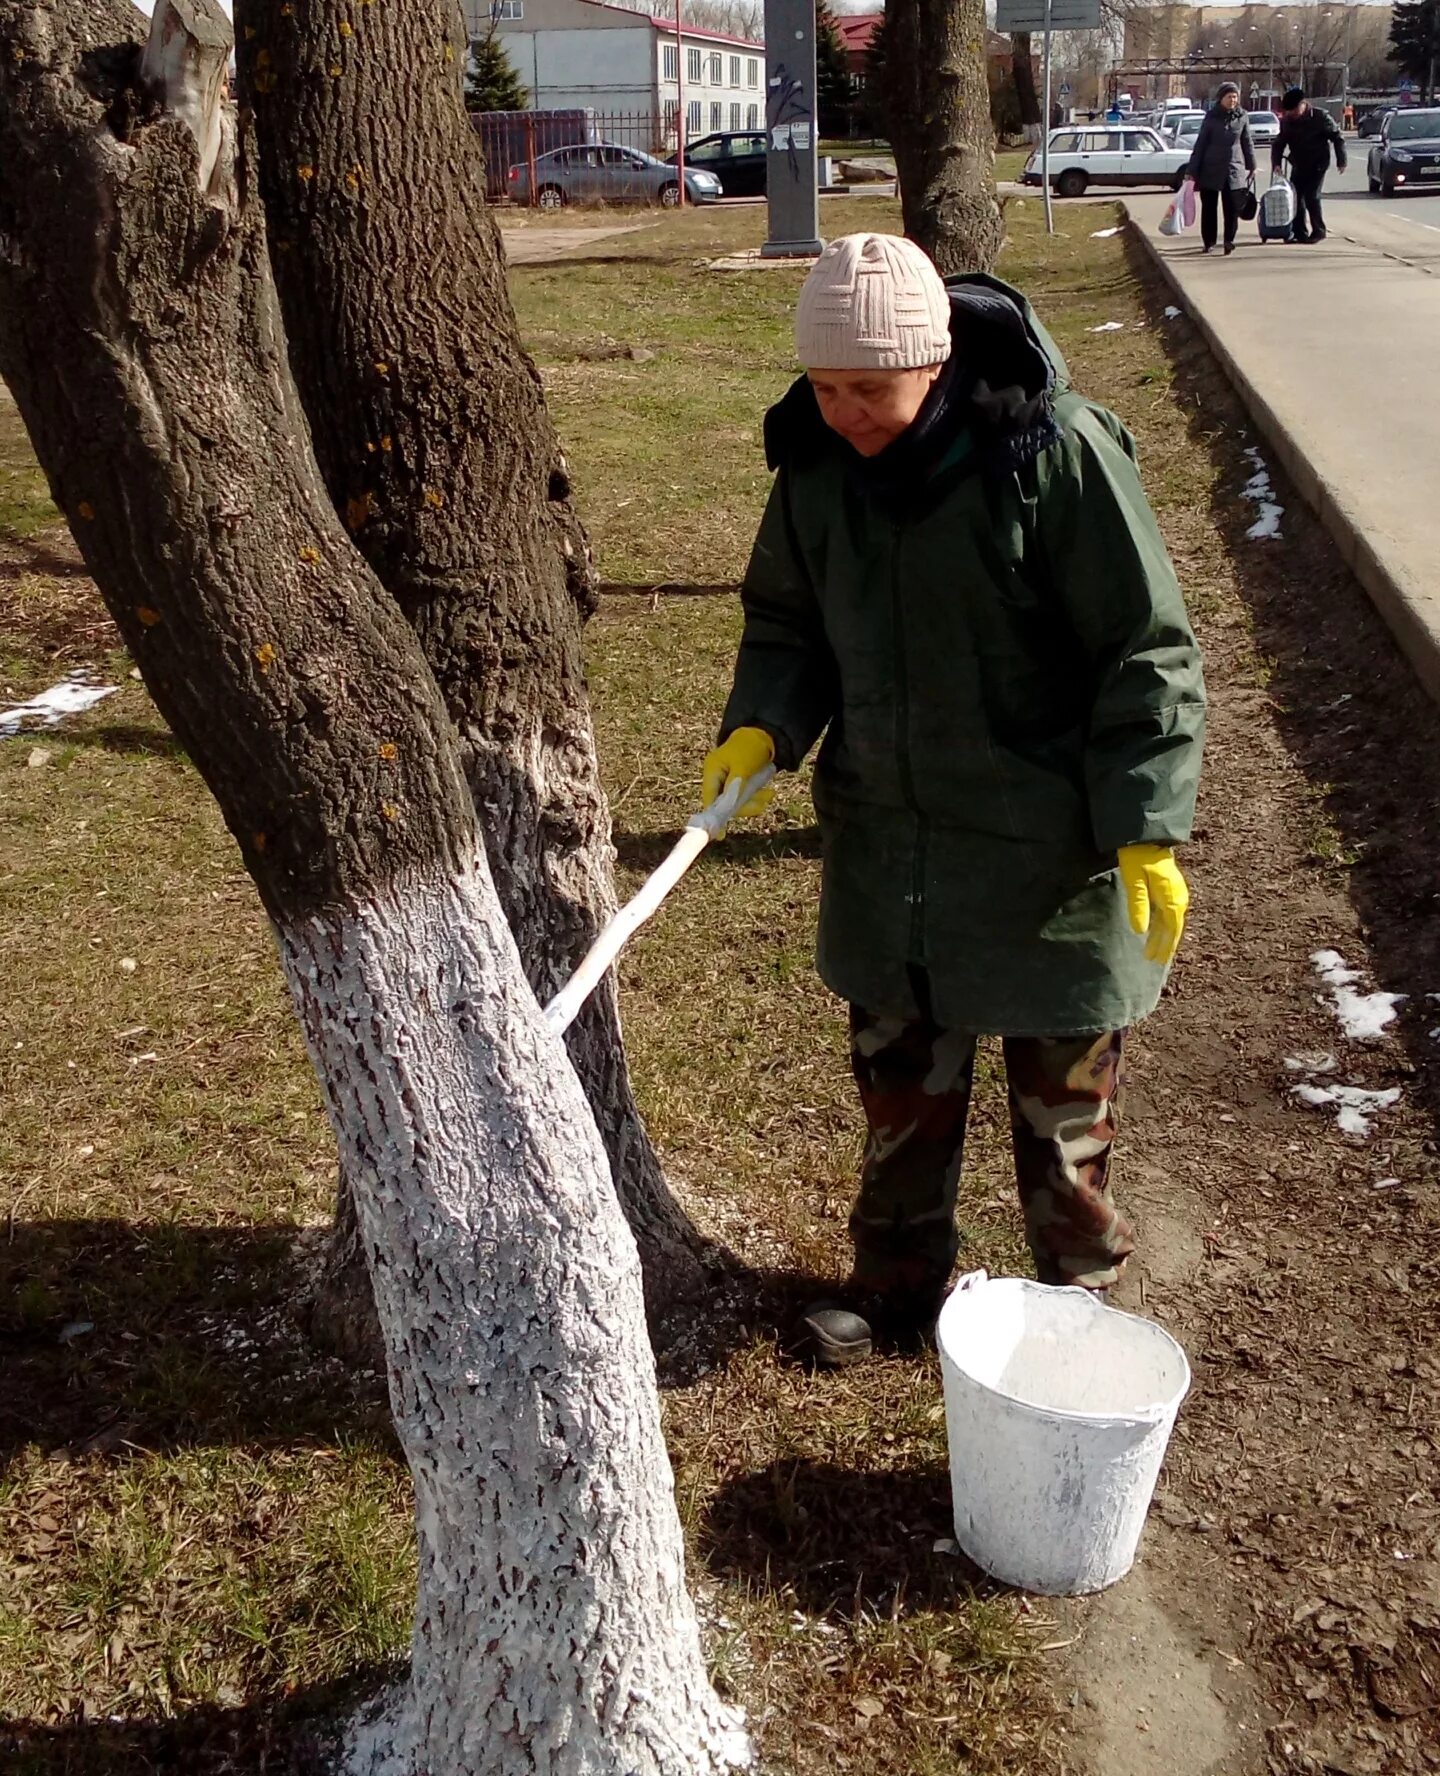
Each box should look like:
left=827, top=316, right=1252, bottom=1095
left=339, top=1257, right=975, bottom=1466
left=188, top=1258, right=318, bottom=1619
left=1163, top=305, right=1182, bottom=318
left=1090, top=226, right=1123, bottom=238
left=1087, top=321, right=1125, bottom=332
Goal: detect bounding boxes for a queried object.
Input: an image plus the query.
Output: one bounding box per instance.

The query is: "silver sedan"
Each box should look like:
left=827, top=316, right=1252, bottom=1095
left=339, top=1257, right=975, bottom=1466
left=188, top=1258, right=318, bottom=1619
left=507, top=142, right=724, bottom=209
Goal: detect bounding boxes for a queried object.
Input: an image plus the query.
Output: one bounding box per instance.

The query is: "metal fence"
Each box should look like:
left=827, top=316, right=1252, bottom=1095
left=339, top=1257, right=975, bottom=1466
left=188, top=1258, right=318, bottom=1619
left=471, top=106, right=769, bottom=202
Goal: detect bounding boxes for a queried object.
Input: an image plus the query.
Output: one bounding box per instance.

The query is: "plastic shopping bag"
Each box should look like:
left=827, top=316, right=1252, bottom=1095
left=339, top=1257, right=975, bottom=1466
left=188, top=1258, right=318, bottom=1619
left=1159, top=194, right=1186, bottom=238
left=1179, top=177, right=1197, bottom=227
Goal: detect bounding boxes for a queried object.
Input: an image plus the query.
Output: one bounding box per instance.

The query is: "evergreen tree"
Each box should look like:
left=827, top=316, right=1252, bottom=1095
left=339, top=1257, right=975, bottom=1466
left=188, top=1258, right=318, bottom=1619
left=1388, top=1, right=1440, bottom=102
left=465, top=33, right=529, bottom=112
left=815, top=1, right=853, bottom=138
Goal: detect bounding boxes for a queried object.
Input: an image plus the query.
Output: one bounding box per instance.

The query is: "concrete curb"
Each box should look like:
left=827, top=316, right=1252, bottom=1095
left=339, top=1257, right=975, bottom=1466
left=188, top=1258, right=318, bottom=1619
left=1125, top=206, right=1440, bottom=707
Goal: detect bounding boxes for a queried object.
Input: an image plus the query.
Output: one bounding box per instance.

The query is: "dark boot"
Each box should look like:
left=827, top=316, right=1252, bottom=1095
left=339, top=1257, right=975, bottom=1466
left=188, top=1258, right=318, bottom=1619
left=797, top=1281, right=946, bottom=1368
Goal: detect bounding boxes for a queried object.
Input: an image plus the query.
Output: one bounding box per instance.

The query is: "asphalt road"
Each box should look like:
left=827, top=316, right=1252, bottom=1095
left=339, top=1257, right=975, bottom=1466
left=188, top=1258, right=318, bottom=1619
left=1293, top=144, right=1440, bottom=263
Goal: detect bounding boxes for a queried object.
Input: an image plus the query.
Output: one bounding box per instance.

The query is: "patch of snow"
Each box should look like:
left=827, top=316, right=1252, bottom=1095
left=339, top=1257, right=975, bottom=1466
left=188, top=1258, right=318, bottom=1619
left=1087, top=320, right=1125, bottom=332
left=1291, top=1081, right=1401, bottom=1139
left=1239, top=446, right=1284, bottom=541
left=0, top=672, right=117, bottom=736
left=1311, top=949, right=1405, bottom=1041
left=1090, top=226, right=1123, bottom=238
left=1284, top=1052, right=1337, bottom=1074
left=1163, top=304, right=1182, bottom=318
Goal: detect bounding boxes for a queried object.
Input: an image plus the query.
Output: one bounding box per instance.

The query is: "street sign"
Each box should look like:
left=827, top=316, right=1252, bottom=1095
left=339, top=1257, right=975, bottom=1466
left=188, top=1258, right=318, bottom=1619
left=1060, top=81, right=1072, bottom=97
left=996, top=0, right=1102, bottom=30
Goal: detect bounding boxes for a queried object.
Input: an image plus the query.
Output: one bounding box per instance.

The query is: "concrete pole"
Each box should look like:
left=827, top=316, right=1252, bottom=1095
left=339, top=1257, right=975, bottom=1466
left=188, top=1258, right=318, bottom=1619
left=761, top=0, right=823, bottom=259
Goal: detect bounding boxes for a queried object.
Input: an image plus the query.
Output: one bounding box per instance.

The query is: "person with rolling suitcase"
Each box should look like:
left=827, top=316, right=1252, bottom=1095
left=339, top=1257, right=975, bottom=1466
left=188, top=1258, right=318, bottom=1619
left=1185, top=83, right=1256, bottom=256
left=1272, top=88, right=1347, bottom=243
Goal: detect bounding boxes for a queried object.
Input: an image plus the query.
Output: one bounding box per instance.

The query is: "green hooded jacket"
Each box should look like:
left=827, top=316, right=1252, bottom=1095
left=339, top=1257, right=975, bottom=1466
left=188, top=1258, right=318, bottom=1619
left=720, top=274, right=1206, bottom=1036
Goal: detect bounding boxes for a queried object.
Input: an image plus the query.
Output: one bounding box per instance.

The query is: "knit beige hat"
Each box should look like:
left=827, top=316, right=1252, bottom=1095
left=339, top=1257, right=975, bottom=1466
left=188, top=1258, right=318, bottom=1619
left=794, top=233, right=952, bottom=371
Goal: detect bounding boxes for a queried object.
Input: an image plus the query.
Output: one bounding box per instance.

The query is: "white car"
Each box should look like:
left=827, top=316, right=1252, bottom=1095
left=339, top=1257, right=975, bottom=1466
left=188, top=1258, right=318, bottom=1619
left=1023, top=125, right=1193, bottom=198
left=1247, top=110, right=1279, bottom=145
left=1162, top=112, right=1206, bottom=146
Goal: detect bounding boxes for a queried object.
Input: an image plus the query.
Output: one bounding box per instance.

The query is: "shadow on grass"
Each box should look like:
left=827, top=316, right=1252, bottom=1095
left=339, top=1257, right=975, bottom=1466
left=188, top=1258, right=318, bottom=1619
left=1124, top=229, right=1440, bottom=1141
left=0, top=1670, right=379, bottom=1775
left=0, top=1220, right=391, bottom=1467
left=0, top=537, right=88, bottom=582
left=700, top=1457, right=998, bottom=1616
left=614, top=825, right=822, bottom=872
left=65, top=723, right=187, bottom=760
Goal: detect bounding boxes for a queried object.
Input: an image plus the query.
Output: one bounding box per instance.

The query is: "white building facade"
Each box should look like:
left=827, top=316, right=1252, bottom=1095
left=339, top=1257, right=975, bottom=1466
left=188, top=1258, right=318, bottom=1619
left=467, top=0, right=765, bottom=140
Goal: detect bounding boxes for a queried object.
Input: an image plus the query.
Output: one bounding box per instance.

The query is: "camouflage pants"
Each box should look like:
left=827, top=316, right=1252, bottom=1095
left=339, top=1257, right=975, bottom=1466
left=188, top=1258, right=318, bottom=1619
left=848, top=1005, right=1134, bottom=1296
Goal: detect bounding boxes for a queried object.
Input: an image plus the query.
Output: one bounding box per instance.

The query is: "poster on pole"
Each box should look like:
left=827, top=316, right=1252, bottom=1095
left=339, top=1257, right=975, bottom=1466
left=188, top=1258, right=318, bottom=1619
left=995, top=0, right=1102, bottom=30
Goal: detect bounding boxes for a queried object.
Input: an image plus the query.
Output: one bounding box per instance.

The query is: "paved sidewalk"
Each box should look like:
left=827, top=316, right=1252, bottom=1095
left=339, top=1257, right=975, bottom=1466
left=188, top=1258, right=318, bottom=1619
left=1127, top=192, right=1440, bottom=703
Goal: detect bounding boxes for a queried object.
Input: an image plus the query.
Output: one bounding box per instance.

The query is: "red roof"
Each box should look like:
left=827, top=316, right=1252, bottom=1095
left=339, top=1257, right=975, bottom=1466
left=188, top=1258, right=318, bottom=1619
left=571, top=0, right=763, bottom=51
left=836, top=13, right=882, bottom=54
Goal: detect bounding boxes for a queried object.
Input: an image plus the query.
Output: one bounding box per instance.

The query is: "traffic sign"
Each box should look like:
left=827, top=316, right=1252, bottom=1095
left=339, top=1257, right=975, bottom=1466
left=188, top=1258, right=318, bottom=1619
left=996, top=0, right=1103, bottom=31
left=1060, top=81, right=1072, bottom=97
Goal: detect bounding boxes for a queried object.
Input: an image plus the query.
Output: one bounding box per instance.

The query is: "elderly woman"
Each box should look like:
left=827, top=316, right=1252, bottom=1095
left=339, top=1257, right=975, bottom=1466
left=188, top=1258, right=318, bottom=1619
left=701, top=234, right=1206, bottom=1366
left=1186, top=83, right=1256, bottom=255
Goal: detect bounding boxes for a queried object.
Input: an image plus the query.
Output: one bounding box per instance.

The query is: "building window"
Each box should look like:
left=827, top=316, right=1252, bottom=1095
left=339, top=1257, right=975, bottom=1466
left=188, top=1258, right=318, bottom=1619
left=663, top=97, right=680, bottom=146
left=729, top=101, right=741, bottom=130
left=708, top=53, right=723, bottom=84
left=686, top=98, right=702, bottom=134
left=746, top=57, right=759, bottom=87
left=709, top=99, right=722, bottom=130
left=686, top=46, right=702, bottom=83
left=663, top=43, right=678, bottom=81
left=746, top=102, right=758, bottom=129
left=729, top=54, right=741, bottom=87
left=492, top=0, right=523, bottom=18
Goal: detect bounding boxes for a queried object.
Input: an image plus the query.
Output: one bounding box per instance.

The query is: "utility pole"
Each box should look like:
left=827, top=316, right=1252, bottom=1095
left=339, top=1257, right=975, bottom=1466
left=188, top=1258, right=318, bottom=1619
left=674, top=0, right=685, bottom=205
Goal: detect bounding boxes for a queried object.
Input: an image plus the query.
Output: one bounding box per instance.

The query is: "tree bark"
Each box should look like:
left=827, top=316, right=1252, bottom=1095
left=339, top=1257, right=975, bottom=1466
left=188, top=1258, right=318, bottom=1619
left=0, top=6, right=748, bottom=1767
left=230, top=0, right=710, bottom=1340
left=1012, top=30, right=1043, bottom=144
left=882, top=0, right=1006, bottom=276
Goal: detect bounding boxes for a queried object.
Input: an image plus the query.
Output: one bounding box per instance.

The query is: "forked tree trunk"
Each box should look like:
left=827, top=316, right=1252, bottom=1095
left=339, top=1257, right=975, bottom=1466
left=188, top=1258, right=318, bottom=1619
left=0, top=5, right=747, bottom=1769
left=1012, top=31, right=1043, bottom=144
left=883, top=0, right=1005, bottom=275
left=230, top=0, right=708, bottom=1350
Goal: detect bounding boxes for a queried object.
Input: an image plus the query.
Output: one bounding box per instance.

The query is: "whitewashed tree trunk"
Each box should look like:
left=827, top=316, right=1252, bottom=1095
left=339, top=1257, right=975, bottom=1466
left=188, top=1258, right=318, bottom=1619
left=284, top=864, right=750, bottom=1776
left=0, top=5, right=747, bottom=1768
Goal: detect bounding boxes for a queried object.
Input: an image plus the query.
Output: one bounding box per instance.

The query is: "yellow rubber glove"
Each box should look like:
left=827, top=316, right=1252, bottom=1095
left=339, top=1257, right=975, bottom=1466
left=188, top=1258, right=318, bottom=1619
left=1117, top=844, right=1190, bottom=967
left=701, top=726, right=775, bottom=835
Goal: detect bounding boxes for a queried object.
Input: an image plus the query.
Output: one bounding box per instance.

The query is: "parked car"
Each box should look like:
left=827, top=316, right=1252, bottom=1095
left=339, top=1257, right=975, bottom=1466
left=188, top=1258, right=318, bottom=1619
left=1246, top=110, right=1279, bottom=145
left=1022, top=124, right=1192, bottom=197
left=1162, top=112, right=1206, bottom=148
left=1357, top=107, right=1395, bottom=139
left=1368, top=107, right=1440, bottom=195
left=507, top=142, right=723, bottom=208
left=664, top=131, right=768, bottom=197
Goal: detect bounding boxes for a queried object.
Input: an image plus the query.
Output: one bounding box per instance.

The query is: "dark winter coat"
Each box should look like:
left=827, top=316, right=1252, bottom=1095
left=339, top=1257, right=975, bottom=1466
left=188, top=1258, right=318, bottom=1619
left=1272, top=106, right=1348, bottom=177
left=1186, top=108, right=1256, bottom=190
left=719, top=277, right=1206, bottom=1037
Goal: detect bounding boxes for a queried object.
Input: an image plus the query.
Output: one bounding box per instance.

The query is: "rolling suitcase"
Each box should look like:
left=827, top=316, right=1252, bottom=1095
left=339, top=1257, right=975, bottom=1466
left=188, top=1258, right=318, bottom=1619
left=1259, top=174, right=1295, bottom=243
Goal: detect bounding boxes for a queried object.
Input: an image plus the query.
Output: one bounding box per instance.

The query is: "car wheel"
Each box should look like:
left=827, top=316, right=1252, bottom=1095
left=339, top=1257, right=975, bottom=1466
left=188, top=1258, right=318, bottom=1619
left=659, top=180, right=681, bottom=207
left=1381, top=177, right=1397, bottom=198
left=1368, top=176, right=1380, bottom=193
left=537, top=184, right=566, bottom=210
left=1056, top=169, right=1087, bottom=199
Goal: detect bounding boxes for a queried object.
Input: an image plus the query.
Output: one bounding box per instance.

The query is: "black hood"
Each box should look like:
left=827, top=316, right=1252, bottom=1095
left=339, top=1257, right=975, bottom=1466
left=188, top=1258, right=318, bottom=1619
left=764, top=272, right=1065, bottom=484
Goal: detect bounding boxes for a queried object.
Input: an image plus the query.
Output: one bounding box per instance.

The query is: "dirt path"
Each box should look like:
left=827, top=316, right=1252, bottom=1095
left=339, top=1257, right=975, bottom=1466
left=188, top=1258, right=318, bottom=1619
left=1059, top=298, right=1440, bottom=1776
left=497, top=219, right=654, bottom=264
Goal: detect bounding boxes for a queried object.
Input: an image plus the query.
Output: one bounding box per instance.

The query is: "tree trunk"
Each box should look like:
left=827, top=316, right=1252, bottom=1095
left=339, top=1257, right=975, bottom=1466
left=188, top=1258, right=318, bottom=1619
left=0, top=6, right=748, bottom=1767
left=882, top=0, right=1005, bottom=275
left=1012, top=30, right=1043, bottom=144
left=231, top=0, right=711, bottom=1340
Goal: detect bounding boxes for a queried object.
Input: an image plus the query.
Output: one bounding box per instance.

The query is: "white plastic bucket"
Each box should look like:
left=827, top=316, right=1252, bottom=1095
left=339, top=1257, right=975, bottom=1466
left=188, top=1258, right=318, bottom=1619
left=936, top=1270, right=1190, bottom=1595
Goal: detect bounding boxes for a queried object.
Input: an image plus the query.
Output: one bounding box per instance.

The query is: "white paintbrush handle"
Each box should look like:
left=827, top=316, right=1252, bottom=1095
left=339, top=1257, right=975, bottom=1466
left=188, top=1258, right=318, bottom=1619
left=542, top=765, right=776, bottom=1036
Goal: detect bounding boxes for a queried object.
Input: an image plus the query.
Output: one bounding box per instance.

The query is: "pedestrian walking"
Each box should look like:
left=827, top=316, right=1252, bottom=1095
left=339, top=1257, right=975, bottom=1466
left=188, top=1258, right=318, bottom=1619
left=1272, top=88, right=1347, bottom=243
left=1186, top=83, right=1256, bottom=255
left=700, top=234, right=1207, bottom=1366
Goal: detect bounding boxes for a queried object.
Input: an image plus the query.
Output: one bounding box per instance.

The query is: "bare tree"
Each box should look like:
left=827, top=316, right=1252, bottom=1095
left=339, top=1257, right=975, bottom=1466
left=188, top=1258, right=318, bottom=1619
left=0, top=2, right=749, bottom=1769
left=882, top=0, right=1004, bottom=275
left=229, top=0, right=712, bottom=1359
